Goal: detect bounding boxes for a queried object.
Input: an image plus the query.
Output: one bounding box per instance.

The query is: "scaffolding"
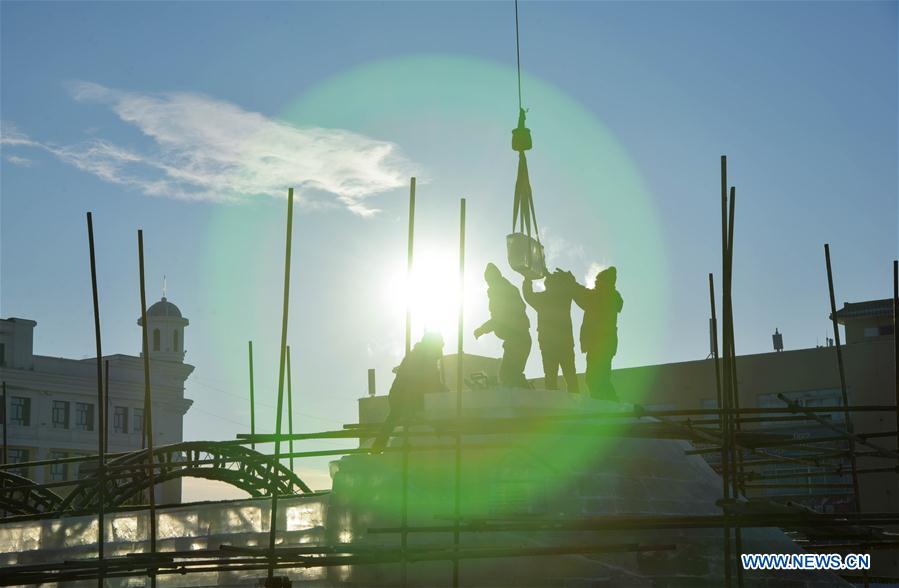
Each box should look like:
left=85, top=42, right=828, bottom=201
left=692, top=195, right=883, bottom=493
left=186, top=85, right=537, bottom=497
left=1, top=158, right=898, bottom=588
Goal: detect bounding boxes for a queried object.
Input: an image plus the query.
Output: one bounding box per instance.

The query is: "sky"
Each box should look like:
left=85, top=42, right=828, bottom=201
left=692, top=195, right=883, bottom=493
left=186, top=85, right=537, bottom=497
left=1, top=1, right=897, bottom=498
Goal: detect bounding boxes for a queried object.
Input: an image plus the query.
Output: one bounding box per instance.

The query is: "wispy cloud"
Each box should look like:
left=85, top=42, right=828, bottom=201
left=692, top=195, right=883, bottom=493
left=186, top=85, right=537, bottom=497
left=5, top=155, right=33, bottom=167
left=1, top=82, right=417, bottom=215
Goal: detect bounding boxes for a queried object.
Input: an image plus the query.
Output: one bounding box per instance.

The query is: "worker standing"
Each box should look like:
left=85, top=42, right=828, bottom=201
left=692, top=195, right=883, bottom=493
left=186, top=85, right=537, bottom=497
left=474, top=263, right=532, bottom=388
left=522, top=270, right=579, bottom=393
left=371, top=332, right=446, bottom=453
left=570, top=266, right=623, bottom=401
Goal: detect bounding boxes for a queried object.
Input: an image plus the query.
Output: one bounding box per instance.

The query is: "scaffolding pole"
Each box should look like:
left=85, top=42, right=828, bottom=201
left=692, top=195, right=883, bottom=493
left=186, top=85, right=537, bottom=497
left=86, top=212, right=107, bottom=588
left=249, top=341, right=256, bottom=451
left=137, top=229, right=158, bottom=588
left=893, top=259, right=898, bottom=458
left=453, top=197, right=466, bottom=587
left=266, top=188, right=295, bottom=587
left=824, top=244, right=862, bottom=514
left=405, top=177, right=416, bottom=356
left=287, top=345, right=295, bottom=473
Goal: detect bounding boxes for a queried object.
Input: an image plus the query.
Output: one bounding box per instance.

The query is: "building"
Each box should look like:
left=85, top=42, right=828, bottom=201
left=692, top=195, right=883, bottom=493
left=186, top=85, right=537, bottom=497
left=0, top=296, right=194, bottom=503
left=833, top=298, right=896, bottom=344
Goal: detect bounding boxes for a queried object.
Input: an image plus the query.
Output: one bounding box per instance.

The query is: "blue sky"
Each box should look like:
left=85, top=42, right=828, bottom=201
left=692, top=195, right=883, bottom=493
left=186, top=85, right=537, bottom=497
left=2, top=1, right=896, bottom=494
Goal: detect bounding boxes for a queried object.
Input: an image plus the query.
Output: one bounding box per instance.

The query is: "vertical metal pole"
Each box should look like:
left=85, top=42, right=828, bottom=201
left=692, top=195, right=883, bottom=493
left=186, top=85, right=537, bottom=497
left=824, top=244, right=862, bottom=513
left=1, top=381, right=6, bottom=465
left=267, top=188, right=295, bottom=585
left=405, top=177, right=416, bottom=356
left=1, top=381, right=5, bottom=520
left=86, top=212, right=106, bottom=588
left=453, top=198, right=466, bottom=587
left=726, top=187, right=744, bottom=490
left=367, top=369, right=376, bottom=396
left=401, top=420, right=410, bottom=588
left=709, top=274, right=722, bottom=422
left=249, top=341, right=256, bottom=452
left=137, top=230, right=157, bottom=588
left=400, top=176, right=415, bottom=588
left=893, top=260, right=898, bottom=458
left=104, top=360, right=110, bottom=455
left=718, top=157, right=732, bottom=588
left=725, top=185, right=744, bottom=588
left=287, top=345, right=295, bottom=473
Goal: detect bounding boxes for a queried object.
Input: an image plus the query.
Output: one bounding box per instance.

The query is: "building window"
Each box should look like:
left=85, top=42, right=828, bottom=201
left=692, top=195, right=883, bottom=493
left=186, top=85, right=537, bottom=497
left=114, top=406, right=128, bottom=434
left=132, top=407, right=144, bottom=435
left=48, top=450, right=69, bottom=482
left=75, top=402, right=94, bottom=431
left=10, top=396, right=30, bottom=426
left=0, top=342, right=5, bottom=366
left=173, top=330, right=180, bottom=352
left=52, top=400, right=70, bottom=429
left=8, top=448, right=30, bottom=478
left=71, top=454, right=86, bottom=479
left=153, top=329, right=160, bottom=351
left=758, top=389, right=845, bottom=423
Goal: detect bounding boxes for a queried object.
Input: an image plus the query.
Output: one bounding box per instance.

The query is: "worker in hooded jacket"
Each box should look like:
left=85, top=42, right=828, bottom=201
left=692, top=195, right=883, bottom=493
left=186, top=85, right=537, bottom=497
left=523, top=269, right=579, bottom=393
left=570, top=266, right=623, bottom=401
left=474, top=263, right=532, bottom=388
left=371, top=332, right=446, bottom=453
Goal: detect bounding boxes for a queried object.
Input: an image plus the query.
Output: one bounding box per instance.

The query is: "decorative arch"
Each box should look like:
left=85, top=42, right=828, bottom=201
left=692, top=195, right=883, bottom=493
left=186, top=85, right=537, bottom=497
left=59, top=441, right=312, bottom=512
left=0, top=471, right=64, bottom=515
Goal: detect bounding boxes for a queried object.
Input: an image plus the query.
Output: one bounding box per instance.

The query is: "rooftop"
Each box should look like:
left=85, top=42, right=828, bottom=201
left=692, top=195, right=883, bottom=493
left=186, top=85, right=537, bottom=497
left=832, top=298, right=895, bottom=323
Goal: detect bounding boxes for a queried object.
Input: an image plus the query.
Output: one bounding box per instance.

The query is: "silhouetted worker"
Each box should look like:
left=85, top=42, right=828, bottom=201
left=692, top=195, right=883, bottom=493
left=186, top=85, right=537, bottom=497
left=523, top=270, right=579, bottom=393
left=474, top=263, right=532, bottom=388
left=571, top=266, right=623, bottom=401
left=372, top=332, right=445, bottom=453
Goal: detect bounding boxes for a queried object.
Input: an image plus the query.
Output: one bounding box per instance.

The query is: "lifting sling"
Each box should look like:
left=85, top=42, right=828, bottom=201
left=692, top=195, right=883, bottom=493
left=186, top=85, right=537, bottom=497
left=505, top=2, right=547, bottom=280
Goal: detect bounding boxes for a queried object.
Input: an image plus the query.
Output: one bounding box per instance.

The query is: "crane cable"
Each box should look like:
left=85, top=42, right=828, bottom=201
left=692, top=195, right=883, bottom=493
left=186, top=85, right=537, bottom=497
left=515, top=0, right=522, bottom=110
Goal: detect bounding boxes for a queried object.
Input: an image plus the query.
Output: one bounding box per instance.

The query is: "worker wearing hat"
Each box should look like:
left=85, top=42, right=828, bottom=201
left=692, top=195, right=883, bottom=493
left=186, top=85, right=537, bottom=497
left=571, top=266, right=623, bottom=401
left=474, top=262, right=532, bottom=388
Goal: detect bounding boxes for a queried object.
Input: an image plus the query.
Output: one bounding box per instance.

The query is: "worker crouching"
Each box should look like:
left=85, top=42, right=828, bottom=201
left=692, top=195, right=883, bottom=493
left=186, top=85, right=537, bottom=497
left=371, top=332, right=446, bottom=453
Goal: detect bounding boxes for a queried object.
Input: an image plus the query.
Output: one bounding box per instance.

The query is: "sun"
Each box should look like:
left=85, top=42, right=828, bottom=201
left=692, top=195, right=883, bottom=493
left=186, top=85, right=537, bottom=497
left=384, top=247, right=474, bottom=347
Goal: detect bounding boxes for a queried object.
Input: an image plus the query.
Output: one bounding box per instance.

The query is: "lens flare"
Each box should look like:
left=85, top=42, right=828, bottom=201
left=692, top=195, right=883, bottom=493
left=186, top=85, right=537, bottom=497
left=197, top=54, right=671, bottom=524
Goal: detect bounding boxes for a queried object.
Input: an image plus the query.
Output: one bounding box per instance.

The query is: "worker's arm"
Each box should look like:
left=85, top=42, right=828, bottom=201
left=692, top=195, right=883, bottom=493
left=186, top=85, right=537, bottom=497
left=474, top=319, right=494, bottom=339
left=521, top=279, right=540, bottom=310
left=563, top=271, right=590, bottom=309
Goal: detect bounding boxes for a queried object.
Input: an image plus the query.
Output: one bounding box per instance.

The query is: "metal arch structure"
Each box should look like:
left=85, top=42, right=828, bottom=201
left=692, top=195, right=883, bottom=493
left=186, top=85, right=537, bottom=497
left=59, top=441, right=312, bottom=513
left=0, top=471, right=64, bottom=515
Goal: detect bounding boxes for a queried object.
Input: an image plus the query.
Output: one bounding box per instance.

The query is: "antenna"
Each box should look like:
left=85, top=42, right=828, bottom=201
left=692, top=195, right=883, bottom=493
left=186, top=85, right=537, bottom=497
left=772, top=328, right=784, bottom=352
left=163, top=275, right=167, bottom=299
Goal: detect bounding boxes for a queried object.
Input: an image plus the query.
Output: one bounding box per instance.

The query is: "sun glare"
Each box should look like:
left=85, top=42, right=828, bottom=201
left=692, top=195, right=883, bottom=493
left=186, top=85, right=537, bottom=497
left=385, top=247, right=479, bottom=347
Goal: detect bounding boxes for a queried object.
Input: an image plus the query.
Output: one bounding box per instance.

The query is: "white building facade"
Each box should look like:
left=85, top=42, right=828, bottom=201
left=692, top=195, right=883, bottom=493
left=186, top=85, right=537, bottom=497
left=0, top=297, right=194, bottom=504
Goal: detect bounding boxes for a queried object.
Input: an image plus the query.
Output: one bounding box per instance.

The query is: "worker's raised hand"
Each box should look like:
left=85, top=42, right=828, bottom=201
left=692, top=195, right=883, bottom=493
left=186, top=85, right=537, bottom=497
left=473, top=326, right=485, bottom=339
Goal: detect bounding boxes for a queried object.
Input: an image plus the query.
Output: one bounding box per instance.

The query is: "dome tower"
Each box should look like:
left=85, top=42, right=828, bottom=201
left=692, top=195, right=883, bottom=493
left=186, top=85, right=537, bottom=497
left=137, top=296, right=189, bottom=363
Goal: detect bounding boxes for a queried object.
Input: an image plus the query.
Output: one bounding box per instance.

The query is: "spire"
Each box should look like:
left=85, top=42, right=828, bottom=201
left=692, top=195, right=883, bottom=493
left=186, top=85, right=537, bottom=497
left=163, top=274, right=167, bottom=300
